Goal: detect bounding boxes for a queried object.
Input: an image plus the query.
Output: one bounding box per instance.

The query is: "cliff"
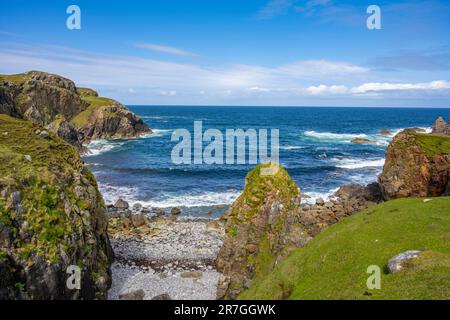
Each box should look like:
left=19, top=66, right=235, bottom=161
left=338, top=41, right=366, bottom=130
left=378, top=130, right=450, bottom=200
left=216, top=163, right=310, bottom=300
left=0, top=114, right=113, bottom=299
left=0, top=71, right=151, bottom=148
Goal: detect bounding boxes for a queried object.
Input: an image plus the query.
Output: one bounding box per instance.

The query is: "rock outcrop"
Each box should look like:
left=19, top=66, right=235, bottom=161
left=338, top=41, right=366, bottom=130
left=0, top=71, right=151, bottom=148
left=216, top=163, right=310, bottom=300
left=432, top=116, right=450, bottom=136
left=0, top=115, right=113, bottom=299
left=300, top=183, right=383, bottom=236
left=378, top=129, right=450, bottom=200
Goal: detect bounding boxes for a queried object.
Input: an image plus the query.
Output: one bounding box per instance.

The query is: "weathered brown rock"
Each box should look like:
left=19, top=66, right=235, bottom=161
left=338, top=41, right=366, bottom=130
left=378, top=130, right=450, bottom=200
left=351, top=138, right=379, bottom=145
left=432, top=116, right=450, bottom=136
left=216, top=163, right=310, bottom=300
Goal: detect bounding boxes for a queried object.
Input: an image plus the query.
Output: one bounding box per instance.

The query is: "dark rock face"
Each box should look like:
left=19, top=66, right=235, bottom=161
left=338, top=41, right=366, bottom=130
left=46, top=115, right=84, bottom=151
left=0, top=71, right=151, bottom=146
left=0, top=115, right=113, bottom=300
left=432, top=116, right=450, bottom=136
left=378, top=130, right=450, bottom=200
left=216, top=164, right=310, bottom=300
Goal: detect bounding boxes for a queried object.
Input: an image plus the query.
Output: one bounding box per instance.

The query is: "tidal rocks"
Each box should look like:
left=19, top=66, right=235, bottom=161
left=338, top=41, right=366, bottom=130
left=171, top=207, right=181, bottom=215
left=387, top=250, right=422, bottom=273
left=216, top=163, right=310, bottom=300
left=378, top=130, right=391, bottom=136
left=151, top=293, right=171, bottom=300
left=299, top=183, right=383, bottom=236
left=378, top=130, right=450, bottom=199
left=0, top=115, right=113, bottom=299
left=351, top=138, right=379, bottom=145
left=0, top=71, right=151, bottom=146
left=432, top=116, right=450, bottom=136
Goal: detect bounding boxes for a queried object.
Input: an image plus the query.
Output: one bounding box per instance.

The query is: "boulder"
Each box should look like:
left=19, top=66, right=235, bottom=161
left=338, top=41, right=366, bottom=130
left=216, top=163, right=310, bottom=300
left=151, top=293, right=171, bottom=300
left=351, top=138, right=378, bottom=145
left=171, top=207, right=181, bottom=215
left=131, top=214, right=146, bottom=228
left=387, top=250, right=422, bottom=273
left=114, top=199, right=129, bottom=210
left=119, top=289, right=145, bottom=300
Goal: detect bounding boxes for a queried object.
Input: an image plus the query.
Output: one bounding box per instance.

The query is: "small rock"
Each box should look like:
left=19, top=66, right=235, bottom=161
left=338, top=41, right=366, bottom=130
left=180, top=271, right=203, bottom=279
left=315, top=198, right=325, bottom=206
left=24, top=155, right=32, bottom=162
left=119, top=289, right=145, bottom=300
left=171, top=207, right=181, bottom=215
left=423, top=199, right=432, bottom=203
left=387, top=250, right=422, bottom=273
left=151, top=293, right=171, bottom=300
left=154, top=208, right=165, bottom=216
left=38, top=130, right=49, bottom=138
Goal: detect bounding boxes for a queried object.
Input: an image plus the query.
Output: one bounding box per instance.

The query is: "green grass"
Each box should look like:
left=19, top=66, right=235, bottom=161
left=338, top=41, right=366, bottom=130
left=414, top=133, right=450, bottom=157
left=71, top=96, right=116, bottom=127
left=239, top=197, right=450, bottom=300
left=0, top=73, right=29, bottom=85
left=0, top=114, right=95, bottom=264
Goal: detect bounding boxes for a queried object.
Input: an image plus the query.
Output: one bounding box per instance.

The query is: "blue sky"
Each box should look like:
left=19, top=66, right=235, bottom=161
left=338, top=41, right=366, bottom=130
left=1, top=0, right=450, bottom=107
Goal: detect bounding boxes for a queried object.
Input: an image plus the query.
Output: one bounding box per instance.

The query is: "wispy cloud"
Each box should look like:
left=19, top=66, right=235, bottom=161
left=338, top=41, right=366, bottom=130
left=1, top=42, right=449, bottom=105
left=133, top=43, right=196, bottom=57
left=256, top=0, right=295, bottom=20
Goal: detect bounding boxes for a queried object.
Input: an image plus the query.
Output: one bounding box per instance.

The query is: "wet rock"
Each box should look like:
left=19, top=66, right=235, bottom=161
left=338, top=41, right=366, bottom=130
left=171, top=207, right=181, bottom=215
left=378, top=130, right=391, bottom=136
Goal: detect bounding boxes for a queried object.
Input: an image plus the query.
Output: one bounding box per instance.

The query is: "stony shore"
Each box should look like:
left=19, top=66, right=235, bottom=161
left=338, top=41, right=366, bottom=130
left=107, top=213, right=225, bottom=300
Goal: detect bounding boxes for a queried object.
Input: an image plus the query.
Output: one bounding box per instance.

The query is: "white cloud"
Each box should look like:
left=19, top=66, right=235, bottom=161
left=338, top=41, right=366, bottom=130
left=351, top=80, right=450, bottom=94
left=277, top=60, right=368, bottom=78
left=134, top=43, right=196, bottom=57
left=160, top=90, right=177, bottom=96
left=306, top=84, right=348, bottom=95
left=256, top=0, right=295, bottom=19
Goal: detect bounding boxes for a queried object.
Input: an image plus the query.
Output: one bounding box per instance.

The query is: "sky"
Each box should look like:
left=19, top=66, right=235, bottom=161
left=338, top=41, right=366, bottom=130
left=1, top=0, right=450, bottom=107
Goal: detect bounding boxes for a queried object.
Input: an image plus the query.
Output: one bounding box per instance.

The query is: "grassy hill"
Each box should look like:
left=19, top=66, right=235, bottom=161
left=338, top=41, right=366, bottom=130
left=239, top=197, right=450, bottom=300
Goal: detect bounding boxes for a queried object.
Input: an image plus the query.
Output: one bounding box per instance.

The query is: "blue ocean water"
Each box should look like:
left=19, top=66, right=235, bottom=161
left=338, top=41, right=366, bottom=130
left=83, top=106, right=447, bottom=217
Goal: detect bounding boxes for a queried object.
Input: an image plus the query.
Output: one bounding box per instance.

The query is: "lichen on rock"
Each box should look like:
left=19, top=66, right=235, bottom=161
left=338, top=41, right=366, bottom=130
left=0, top=114, right=113, bottom=299
left=216, top=163, right=310, bottom=300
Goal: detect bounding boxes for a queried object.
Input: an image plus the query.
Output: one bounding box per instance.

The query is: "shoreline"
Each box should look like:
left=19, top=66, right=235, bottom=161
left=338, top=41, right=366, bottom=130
left=107, top=215, right=225, bottom=300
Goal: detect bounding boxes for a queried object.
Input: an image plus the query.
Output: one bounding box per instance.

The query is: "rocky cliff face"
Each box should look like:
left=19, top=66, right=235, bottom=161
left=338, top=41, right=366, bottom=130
left=0, top=71, right=151, bottom=148
left=216, top=163, right=310, bottom=300
left=378, top=130, right=450, bottom=200
left=0, top=115, right=113, bottom=299
left=432, top=116, right=450, bottom=136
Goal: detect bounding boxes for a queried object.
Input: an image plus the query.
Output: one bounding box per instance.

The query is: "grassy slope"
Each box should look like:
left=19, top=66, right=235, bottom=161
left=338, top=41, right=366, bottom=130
left=0, top=114, right=97, bottom=263
left=414, top=133, right=450, bottom=157
left=71, top=88, right=116, bottom=127
left=240, top=197, right=450, bottom=300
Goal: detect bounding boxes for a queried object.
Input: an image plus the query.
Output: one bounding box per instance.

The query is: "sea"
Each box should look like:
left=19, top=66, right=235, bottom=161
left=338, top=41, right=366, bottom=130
left=82, top=106, right=447, bottom=218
